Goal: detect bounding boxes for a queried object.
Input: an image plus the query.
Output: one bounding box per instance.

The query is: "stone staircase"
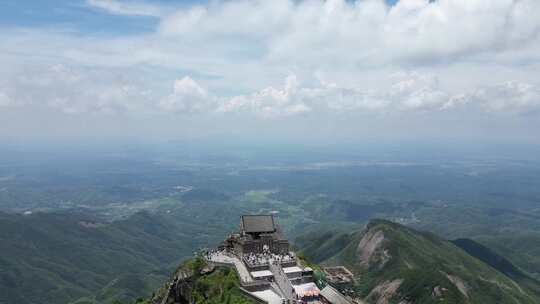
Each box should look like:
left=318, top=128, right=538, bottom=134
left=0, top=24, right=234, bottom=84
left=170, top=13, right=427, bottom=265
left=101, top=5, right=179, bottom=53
left=269, top=262, right=296, bottom=301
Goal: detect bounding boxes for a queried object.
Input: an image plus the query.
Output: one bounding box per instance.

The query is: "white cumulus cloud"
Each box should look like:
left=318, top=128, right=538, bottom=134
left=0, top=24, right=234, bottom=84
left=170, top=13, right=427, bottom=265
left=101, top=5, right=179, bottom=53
left=463, top=81, right=540, bottom=113
left=2, top=63, right=540, bottom=119
left=159, top=76, right=217, bottom=114
left=157, top=0, right=540, bottom=67
left=4, top=65, right=151, bottom=114
left=219, top=72, right=452, bottom=115
left=219, top=75, right=312, bottom=118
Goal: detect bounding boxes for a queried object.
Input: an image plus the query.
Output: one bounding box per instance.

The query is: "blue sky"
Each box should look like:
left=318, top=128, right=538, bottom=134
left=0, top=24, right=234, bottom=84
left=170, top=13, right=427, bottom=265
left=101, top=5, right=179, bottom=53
left=0, top=0, right=398, bottom=33
left=0, top=0, right=160, bottom=33
left=0, top=0, right=539, bottom=142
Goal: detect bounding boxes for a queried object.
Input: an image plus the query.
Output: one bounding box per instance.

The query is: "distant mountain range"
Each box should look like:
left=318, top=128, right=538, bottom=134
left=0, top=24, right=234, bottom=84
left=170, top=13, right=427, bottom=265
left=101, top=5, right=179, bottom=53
left=0, top=211, right=197, bottom=304
left=3, top=209, right=540, bottom=304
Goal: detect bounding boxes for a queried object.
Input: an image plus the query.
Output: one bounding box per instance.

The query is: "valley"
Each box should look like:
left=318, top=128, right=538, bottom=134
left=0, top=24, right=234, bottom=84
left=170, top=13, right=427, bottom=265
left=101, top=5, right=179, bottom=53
left=2, top=145, right=540, bottom=303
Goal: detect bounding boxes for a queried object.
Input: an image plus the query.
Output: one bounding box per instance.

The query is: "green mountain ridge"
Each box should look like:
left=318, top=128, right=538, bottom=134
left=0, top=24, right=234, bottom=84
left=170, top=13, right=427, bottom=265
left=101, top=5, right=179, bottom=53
left=297, top=219, right=540, bottom=304
left=0, top=211, right=193, bottom=304
left=4, top=209, right=540, bottom=304
left=148, top=256, right=255, bottom=304
left=0, top=193, right=264, bottom=304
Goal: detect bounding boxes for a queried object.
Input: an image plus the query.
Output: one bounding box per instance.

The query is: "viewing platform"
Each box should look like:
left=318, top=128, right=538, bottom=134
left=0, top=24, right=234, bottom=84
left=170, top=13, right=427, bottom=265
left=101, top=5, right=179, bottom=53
left=204, top=214, right=352, bottom=304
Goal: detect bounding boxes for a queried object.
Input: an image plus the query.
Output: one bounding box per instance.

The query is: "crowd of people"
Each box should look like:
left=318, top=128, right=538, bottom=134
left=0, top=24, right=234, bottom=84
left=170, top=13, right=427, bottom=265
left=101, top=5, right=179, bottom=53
left=203, top=248, right=234, bottom=262
left=243, top=250, right=295, bottom=266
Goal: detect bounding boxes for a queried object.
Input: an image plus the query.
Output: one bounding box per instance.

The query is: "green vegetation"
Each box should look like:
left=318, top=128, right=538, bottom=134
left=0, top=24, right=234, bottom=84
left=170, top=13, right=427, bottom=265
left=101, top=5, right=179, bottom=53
left=411, top=205, right=540, bottom=280
left=476, top=233, right=540, bottom=280
left=192, top=267, right=254, bottom=304
left=0, top=211, right=206, bottom=304
left=3, top=147, right=540, bottom=303
left=453, top=238, right=540, bottom=299
left=295, top=230, right=356, bottom=264
left=298, top=219, right=540, bottom=304
left=152, top=257, right=255, bottom=304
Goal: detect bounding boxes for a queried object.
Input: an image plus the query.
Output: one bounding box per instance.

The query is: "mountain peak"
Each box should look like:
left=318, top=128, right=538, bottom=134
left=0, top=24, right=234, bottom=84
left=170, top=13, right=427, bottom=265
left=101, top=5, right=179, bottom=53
left=298, top=220, right=540, bottom=304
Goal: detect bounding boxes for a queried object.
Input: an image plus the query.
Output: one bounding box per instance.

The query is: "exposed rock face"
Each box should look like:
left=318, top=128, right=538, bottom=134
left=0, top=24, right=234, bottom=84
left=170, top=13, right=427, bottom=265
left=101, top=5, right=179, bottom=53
left=274, top=220, right=540, bottom=304
left=357, top=229, right=390, bottom=268
left=443, top=272, right=469, bottom=299
left=155, top=269, right=194, bottom=304
left=153, top=264, right=215, bottom=304
left=366, top=279, right=403, bottom=304
left=432, top=285, right=447, bottom=298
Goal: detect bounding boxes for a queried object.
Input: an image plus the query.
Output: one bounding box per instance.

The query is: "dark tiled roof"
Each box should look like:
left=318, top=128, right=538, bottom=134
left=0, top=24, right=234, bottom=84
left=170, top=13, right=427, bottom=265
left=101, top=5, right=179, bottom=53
left=241, top=215, right=275, bottom=233
left=320, top=285, right=353, bottom=304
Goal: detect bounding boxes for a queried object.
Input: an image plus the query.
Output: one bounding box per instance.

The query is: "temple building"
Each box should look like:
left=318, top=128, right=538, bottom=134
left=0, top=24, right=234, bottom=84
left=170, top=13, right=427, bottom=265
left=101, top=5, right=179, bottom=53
left=224, top=215, right=290, bottom=255
left=207, top=214, right=353, bottom=304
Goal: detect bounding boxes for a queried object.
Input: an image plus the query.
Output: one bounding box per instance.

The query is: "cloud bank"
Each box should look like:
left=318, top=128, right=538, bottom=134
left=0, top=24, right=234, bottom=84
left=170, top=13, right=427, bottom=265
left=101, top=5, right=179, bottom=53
left=157, top=0, right=540, bottom=66
left=3, top=64, right=538, bottom=118
left=1, top=0, right=540, bottom=140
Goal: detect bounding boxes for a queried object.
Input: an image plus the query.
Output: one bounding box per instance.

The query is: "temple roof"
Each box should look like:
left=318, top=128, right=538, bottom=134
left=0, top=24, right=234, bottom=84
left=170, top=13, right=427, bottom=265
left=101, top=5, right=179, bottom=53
left=320, top=285, right=352, bottom=304
left=241, top=215, right=276, bottom=233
